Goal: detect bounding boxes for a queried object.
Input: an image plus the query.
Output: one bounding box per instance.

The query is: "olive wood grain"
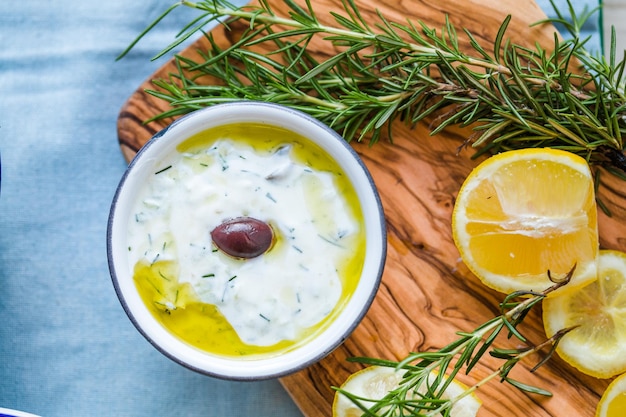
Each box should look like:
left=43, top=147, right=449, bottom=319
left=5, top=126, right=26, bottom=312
left=117, top=1, right=626, bottom=416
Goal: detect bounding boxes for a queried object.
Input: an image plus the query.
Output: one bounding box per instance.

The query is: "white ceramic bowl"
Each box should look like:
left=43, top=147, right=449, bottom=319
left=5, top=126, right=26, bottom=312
left=107, top=102, right=386, bottom=380
left=0, top=408, right=41, bottom=417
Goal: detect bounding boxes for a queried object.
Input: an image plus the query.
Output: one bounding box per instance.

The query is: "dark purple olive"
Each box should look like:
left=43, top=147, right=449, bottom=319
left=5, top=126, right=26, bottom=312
left=210, top=217, right=274, bottom=259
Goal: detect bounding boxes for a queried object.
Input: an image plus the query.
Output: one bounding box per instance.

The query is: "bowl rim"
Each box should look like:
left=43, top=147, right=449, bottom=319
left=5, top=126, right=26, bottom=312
left=107, top=101, right=387, bottom=380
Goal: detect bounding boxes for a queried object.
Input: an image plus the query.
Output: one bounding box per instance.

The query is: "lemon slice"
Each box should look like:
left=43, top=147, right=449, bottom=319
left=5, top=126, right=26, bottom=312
left=543, top=250, right=626, bottom=379
left=332, top=365, right=481, bottom=417
left=597, top=372, right=626, bottom=417
left=452, top=148, right=598, bottom=297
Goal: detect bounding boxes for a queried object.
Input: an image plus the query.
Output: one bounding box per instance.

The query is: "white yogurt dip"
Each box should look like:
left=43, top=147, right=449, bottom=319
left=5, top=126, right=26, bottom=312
left=126, top=124, right=365, bottom=352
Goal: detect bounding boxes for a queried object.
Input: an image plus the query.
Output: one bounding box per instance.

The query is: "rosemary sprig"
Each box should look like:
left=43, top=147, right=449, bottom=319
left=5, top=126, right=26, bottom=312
left=333, top=268, right=575, bottom=416
left=118, top=0, right=626, bottom=174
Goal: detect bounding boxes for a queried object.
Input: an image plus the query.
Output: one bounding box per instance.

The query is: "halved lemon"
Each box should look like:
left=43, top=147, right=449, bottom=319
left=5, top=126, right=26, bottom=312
left=332, top=365, right=481, bottom=417
left=452, top=148, right=598, bottom=297
left=597, top=372, right=626, bottom=417
left=543, top=250, right=626, bottom=379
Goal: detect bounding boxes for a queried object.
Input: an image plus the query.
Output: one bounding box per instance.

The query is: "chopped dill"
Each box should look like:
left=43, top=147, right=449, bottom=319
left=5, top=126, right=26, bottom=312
left=265, top=192, right=277, bottom=203
left=154, top=165, right=172, bottom=175
left=158, top=269, right=170, bottom=281
left=318, top=234, right=344, bottom=248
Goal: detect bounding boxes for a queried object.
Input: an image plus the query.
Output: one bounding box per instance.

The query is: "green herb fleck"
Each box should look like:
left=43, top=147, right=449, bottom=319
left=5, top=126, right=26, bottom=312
left=154, top=165, right=172, bottom=175
left=158, top=269, right=170, bottom=281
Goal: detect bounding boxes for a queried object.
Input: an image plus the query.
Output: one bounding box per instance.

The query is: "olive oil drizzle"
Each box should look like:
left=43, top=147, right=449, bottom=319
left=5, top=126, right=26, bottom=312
left=130, top=123, right=366, bottom=357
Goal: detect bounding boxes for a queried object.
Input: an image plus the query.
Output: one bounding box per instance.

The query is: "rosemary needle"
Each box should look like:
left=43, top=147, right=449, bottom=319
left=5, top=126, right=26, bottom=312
left=119, top=0, right=626, bottom=175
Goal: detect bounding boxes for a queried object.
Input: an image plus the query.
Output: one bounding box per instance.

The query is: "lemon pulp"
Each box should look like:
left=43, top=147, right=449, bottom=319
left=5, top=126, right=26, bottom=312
left=606, top=392, right=626, bottom=416
left=453, top=148, right=598, bottom=297
left=597, top=373, right=626, bottom=417
left=544, top=250, right=626, bottom=378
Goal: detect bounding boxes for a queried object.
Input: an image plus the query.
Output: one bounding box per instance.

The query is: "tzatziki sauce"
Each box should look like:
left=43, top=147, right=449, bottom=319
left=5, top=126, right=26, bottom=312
left=126, top=123, right=365, bottom=356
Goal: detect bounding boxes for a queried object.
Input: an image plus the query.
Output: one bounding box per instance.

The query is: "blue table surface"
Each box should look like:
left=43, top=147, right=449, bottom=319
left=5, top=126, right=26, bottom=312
left=0, top=1, right=600, bottom=416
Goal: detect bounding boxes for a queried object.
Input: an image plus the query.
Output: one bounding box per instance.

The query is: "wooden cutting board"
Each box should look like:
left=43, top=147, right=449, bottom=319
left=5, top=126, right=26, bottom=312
left=117, top=0, right=626, bottom=415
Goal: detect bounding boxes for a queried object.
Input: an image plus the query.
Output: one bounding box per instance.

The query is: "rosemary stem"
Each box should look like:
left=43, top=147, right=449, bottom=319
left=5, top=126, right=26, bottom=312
left=188, top=1, right=522, bottom=78
left=192, top=2, right=376, bottom=40
left=388, top=298, right=539, bottom=417
left=377, top=91, right=413, bottom=103
left=454, top=293, right=545, bottom=354
left=443, top=343, right=536, bottom=412
left=425, top=305, right=567, bottom=416
left=125, top=0, right=626, bottom=175
left=427, top=370, right=504, bottom=416
left=299, top=93, right=347, bottom=109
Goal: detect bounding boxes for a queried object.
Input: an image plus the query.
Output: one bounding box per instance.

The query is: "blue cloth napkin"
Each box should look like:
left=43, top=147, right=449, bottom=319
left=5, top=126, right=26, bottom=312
left=0, top=1, right=601, bottom=416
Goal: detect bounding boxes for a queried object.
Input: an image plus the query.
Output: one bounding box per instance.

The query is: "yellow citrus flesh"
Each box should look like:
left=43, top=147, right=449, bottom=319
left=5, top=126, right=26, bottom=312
left=544, top=250, right=626, bottom=379
left=452, top=148, right=598, bottom=297
left=332, top=366, right=481, bottom=417
left=597, top=373, right=626, bottom=417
